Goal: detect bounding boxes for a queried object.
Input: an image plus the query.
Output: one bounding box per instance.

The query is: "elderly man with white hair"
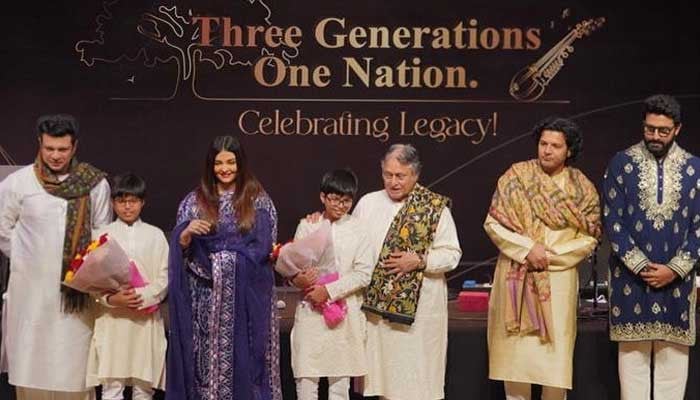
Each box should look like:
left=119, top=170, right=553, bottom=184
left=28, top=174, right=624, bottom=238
left=354, top=143, right=462, bottom=400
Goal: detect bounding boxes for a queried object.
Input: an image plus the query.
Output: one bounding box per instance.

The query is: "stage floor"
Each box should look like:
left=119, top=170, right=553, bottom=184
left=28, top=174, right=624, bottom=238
left=2, top=289, right=700, bottom=400
left=276, top=288, right=700, bottom=400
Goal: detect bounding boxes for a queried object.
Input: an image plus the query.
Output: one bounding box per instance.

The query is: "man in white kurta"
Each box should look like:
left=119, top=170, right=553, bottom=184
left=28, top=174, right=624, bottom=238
left=354, top=144, right=461, bottom=400
left=0, top=114, right=111, bottom=399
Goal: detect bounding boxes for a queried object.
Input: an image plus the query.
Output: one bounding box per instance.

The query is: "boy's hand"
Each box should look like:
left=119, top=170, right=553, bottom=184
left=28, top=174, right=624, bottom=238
left=107, top=286, right=143, bottom=309
left=305, top=284, right=330, bottom=305
left=291, top=268, right=318, bottom=289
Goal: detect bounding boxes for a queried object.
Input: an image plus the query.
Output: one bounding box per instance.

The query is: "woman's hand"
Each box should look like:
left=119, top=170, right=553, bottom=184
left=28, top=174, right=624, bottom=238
left=179, top=219, right=213, bottom=247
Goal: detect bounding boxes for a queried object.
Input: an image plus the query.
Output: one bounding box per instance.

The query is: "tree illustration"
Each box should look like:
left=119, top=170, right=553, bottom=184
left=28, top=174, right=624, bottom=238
left=75, top=0, right=299, bottom=99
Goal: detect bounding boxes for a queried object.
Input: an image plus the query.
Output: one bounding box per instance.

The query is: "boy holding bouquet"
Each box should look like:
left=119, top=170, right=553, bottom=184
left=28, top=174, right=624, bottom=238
left=86, top=173, right=168, bottom=400
left=278, top=169, right=374, bottom=400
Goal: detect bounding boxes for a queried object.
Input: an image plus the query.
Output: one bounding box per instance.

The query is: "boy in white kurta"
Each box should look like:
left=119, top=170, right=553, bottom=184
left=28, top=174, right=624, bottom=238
left=86, top=173, right=168, bottom=400
left=278, top=169, right=374, bottom=400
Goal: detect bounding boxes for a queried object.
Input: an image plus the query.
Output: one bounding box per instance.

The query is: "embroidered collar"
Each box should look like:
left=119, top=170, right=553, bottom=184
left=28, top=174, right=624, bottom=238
left=626, top=141, right=690, bottom=230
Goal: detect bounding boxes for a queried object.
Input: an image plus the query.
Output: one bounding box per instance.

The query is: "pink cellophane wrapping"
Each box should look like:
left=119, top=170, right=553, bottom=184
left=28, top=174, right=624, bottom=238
left=314, top=272, right=347, bottom=328
left=128, top=261, right=159, bottom=314
left=274, top=220, right=332, bottom=278
left=63, top=236, right=159, bottom=314
left=62, top=238, right=131, bottom=293
left=274, top=220, right=347, bottom=327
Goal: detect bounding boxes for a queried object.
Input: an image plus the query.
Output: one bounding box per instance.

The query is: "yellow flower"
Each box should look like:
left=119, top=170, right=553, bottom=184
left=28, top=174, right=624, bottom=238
left=65, top=270, right=75, bottom=282
left=87, top=241, right=99, bottom=252
left=399, top=226, right=410, bottom=239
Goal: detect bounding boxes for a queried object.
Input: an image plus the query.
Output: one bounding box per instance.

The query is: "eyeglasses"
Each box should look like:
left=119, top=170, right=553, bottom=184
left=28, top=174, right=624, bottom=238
left=643, top=123, right=675, bottom=137
left=324, top=195, right=353, bottom=207
left=114, top=197, right=142, bottom=206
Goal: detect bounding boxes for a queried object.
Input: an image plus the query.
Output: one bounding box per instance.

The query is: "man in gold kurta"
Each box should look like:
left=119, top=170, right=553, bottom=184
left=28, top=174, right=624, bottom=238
left=484, top=117, right=601, bottom=400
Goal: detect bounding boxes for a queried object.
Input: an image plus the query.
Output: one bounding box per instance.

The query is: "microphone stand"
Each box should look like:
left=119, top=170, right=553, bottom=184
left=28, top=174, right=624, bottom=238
left=583, top=244, right=608, bottom=317
left=591, top=246, right=599, bottom=312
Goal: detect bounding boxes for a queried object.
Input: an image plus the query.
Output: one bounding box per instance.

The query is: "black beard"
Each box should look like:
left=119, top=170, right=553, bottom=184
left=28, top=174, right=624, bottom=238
left=644, top=137, right=674, bottom=158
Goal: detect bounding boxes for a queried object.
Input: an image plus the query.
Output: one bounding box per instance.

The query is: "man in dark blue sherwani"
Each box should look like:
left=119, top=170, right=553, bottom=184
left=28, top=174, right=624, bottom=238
left=603, top=94, right=700, bottom=400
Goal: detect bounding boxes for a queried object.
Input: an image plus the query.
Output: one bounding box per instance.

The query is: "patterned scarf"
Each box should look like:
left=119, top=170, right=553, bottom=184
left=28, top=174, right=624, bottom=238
left=362, top=184, right=450, bottom=325
left=33, top=154, right=106, bottom=313
left=489, top=160, right=601, bottom=342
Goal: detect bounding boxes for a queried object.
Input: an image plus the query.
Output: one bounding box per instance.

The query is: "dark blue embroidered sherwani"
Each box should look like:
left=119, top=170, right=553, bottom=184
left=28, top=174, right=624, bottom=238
left=604, top=141, right=700, bottom=345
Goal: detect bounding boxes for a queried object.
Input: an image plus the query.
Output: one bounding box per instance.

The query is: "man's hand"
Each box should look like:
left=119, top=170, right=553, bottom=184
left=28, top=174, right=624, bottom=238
left=526, top=243, right=549, bottom=271
left=179, top=219, right=212, bottom=247
left=305, top=212, right=323, bottom=223
left=640, top=263, right=677, bottom=289
left=107, top=286, right=143, bottom=309
left=291, top=268, right=318, bottom=289
left=383, top=251, right=423, bottom=278
left=305, top=284, right=330, bottom=305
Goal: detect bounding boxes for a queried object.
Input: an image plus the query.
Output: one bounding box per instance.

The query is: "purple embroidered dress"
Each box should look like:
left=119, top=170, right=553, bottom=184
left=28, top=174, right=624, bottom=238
left=167, top=190, right=282, bottom=400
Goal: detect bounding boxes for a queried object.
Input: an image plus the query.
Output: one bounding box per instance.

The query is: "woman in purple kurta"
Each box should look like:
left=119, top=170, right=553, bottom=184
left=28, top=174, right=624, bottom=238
left=167, top=135, right=282, bottom=400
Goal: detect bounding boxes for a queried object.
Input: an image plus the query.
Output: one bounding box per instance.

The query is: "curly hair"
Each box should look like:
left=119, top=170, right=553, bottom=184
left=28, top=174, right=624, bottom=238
left=531, top=116, right=583, bottom=163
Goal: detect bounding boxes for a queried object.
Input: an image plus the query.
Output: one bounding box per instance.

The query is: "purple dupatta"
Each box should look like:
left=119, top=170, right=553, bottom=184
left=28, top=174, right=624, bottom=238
left=166, top=216, right=275, bottom=400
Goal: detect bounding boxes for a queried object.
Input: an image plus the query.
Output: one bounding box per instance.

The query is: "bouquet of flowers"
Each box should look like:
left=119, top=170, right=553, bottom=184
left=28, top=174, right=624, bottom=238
left=274, top=220, right=347, bottom=327
left=269, top=240, right=292, bottom=263
left=63, top=233, right=158, bottom=313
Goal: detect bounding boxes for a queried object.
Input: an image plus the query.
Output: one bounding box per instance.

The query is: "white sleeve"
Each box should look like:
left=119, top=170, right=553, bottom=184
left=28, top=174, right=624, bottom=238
left=351, top=195, right=369, bottom=221
left=0, top=175, right=20, bottom=257
left=293, top=219, right=314, bottom=241
left=424, top=207, right=462, bottom=274
left=325, top=230, right=374, bottom=301
left=136, top=230, right=170, bottom=309
left=90, top=178, right=112, bottom=230
left=483, top=214, right=535, bottom=264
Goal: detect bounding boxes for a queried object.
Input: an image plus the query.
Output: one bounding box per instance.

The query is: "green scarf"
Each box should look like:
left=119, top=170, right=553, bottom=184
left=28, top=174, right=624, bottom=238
left=362, top=184, right=450, bottom=325
left=34, top=155, right=106, bottom=313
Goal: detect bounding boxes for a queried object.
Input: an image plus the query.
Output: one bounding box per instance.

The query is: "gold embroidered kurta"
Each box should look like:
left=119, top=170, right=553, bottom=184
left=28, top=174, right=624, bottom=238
left=485, top=171, right=597, bottom=389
